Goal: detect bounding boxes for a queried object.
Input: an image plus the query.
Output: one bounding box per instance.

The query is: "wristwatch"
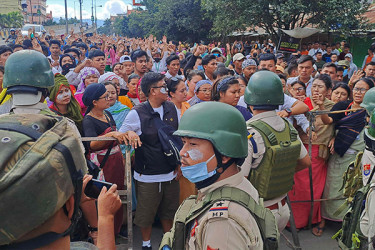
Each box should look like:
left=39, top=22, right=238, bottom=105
left=284, top=108, right=292, bottom=117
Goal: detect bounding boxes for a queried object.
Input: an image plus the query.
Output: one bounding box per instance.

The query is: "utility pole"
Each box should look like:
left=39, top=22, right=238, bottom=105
left=64, top=0, right=68, bottom=34
left=29, top=0, right=33, bottom=24
left=79, top=0, right=83, bottom=28
left=91, top=0, right=94, bottom=28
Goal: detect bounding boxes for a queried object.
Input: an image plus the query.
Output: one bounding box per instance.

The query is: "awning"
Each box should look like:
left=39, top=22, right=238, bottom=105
left=281, top=27, right=321, bottom=39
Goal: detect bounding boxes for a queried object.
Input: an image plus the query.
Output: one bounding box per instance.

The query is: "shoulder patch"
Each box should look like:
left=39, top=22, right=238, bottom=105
left=208, top=200, right=229, bottom=219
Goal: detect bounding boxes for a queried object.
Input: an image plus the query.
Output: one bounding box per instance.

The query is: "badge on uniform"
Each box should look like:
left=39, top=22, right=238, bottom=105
left=208, top=200, right=229, bottom=219
left=364, top=164, right=371, bottom=176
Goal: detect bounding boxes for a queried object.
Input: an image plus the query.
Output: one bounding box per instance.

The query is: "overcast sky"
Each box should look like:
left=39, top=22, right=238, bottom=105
left=46, top=0, right=134, bottom=20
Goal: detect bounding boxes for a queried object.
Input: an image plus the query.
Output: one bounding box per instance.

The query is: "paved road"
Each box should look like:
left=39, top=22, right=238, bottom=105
left=117, top=219, right=342, bottom=249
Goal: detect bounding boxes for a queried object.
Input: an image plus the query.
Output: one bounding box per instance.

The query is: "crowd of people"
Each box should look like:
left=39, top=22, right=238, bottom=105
left=1, top=28, right=375, bottom=249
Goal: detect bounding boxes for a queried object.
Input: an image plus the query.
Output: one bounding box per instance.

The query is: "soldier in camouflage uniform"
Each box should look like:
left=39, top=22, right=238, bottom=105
left=0, top=113, right=121, bottom=249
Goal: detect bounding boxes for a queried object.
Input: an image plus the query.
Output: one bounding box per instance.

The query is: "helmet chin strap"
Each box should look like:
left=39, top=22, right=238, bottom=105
left=195, top=148, right=235, bottom=190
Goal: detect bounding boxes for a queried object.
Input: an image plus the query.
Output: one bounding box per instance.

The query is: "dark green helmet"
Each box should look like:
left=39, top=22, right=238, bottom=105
left=174, top=102, right=248, bottom=158
left=361, top=87, right=375, bottom=115
left=244, top=70, right=284, bottom=106
left=3, top=50, right=54, bottom=90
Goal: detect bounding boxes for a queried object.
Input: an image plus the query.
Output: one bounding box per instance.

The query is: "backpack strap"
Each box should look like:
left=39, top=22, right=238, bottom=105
left=191, top=187, right=279, bottom=244
left=249, top=120, right=278, bottom=146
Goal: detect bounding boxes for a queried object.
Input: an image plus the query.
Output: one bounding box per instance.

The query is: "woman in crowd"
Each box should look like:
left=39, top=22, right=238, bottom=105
left=104, top=82, right=131, bottom=129
left=187, top=79, right=212, bottom=106
left=331, top=82, right=351, bottom=103
left=317, top=77, right=374, bottom=233
left=136, top=80, right=147, bottom=103
left=234, top=74, right=247, bottom=96
left=212, top=75, right=252, bottom=121
left=165, top=77, right=195, bottom=203
left=75, top=67, right=100, bottom=115
left=118, top=73, right=141, bottom=109
left=82, top=83, right=141, bottom=235
left=166, top=77, right=190, bottom=118
left=60, top=54, right=77, bottom=76
left=288, top=74, right=335, bottom=234
left=49, top=74, right=83, bottom=131
left=186, top=70, right=205, bottom=100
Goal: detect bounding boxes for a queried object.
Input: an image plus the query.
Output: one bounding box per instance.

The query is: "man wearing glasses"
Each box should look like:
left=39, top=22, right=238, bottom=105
left=119, top=72, right=180, bottom=250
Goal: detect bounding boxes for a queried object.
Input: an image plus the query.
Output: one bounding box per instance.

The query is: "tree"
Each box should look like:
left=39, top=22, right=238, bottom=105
left=0, top=11, right=23, bottom=29
left=202, top=0, right=373, bottom=42
left=97, top=18, right=112, bottom=35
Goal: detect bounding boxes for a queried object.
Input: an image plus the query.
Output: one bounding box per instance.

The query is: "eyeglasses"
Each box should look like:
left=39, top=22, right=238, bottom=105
left=353, top=87, right=369, bottom=94
left=98, top=94, right=110, bottom=100
left=198, top=88, right=212, bottom=93
left=152, top=84, right=168, bottom=92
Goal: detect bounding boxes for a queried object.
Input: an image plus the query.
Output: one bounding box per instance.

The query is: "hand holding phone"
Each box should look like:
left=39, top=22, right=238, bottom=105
left=84, top=179, right=113, bottom=199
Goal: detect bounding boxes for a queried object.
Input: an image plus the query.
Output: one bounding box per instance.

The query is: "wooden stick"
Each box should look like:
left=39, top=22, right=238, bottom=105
left=80, top=137, right=117, bottom=142
left=309, top=108, right=364, bottom=115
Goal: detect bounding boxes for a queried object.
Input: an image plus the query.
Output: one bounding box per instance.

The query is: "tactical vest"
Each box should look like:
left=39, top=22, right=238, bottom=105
left=248, top=119, right=301, bottom=200
left=333, top=184, right=374, bottom=250
left=159, top=187, right=279, bottom=250
left=333, top=151, right=375, bottom=249
left=333, top=152, right=364, bottom=217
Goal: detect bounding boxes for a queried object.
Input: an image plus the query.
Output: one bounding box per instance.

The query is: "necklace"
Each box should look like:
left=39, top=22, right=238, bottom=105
left=89, top=111, right=106, bottom=121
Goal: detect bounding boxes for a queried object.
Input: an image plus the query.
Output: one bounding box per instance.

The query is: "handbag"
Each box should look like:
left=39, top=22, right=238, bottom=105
left=86, top=111, right=116, bottom=178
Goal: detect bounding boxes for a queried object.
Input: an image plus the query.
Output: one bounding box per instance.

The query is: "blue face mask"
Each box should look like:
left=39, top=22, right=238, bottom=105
left=197, top=65, right=204, bottom=71
left=343, top=69, right=348, bottom=77
left=181, top=154, right=216, bottom=183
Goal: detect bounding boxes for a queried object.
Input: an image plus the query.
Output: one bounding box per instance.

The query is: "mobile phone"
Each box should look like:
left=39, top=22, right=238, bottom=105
left=85, top=33, right=93, bottom=37
left=84, top=179, right=113, bottom=199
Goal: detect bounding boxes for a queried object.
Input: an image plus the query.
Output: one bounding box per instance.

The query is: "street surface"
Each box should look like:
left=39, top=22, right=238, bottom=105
left=116, top=219, right=341, bottom=249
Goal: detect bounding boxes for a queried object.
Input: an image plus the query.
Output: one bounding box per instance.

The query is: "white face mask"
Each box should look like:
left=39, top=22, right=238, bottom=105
left=56, top=89, right=71, bottom=101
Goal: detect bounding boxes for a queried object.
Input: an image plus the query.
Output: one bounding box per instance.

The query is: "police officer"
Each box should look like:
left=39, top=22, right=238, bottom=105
left=160, top=102, right=278, bottom=250
left=360, top=88, right=375, bottom=249
left=0, top=113, right=121, bottom=249
left=241, top=70, right=311, bottom=232
left=2, top=50, right=55, bottom=115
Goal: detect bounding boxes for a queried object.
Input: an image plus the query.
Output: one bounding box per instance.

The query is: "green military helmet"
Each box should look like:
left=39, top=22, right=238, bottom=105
left=174, top=101, right=248, bottom=158
left=244, top=70, right=284, bottom=106
left=361, top=87, right=375, bottom=115
left=3, top=50, right=54, bottom=89
left=0, top=114, right=86, bottom=245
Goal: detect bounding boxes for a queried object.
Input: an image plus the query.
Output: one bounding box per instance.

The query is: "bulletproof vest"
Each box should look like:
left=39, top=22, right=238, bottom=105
left=159, top=187, right=279, bottom=250
left=248, top=118, right=301, bottom=200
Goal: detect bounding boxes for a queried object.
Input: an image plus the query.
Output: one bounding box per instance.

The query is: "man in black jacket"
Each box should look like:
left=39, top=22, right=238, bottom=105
left=119, top=72, right=180, bottom=250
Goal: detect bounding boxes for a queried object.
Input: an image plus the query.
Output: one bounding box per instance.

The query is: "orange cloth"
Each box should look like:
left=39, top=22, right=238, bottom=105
left=364, top=55, right=374, bottom=71
left=118, top=95, right=133, bottom=109
left=180, top=102, right=190, bottom=116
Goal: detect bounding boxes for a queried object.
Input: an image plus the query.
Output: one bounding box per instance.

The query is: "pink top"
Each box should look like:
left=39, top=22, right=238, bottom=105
left=75, top=93, right=87, bottom=115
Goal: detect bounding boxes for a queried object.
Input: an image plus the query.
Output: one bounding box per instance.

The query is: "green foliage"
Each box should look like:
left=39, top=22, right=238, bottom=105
left=97, top=18, right=112, bottom=35
left=57, top=17, right=79, bottom=25
left=100, top=0, right=212, bottom=42
left=202, top=0, right=373, bottom=42
left=0, top=11, right=23, bottom=29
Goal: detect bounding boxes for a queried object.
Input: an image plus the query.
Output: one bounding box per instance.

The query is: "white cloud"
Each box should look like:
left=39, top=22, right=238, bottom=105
left=47, top=0, right=131, bottom=20
left=98, top=0, right=132, bottom=20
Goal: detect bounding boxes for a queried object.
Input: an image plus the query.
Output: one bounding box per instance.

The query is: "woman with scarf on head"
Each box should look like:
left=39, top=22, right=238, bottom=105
left=187, top=79, right=212, bottom=106
left=74, top=67, right=100, bottom=115
left=81, top=83, right=141, bottom=235
left=316, top=77, right=374, bottom=234
left=212, top=75, right=252, bottom=121
left=98, top=72, right=133, bottom=109
left=49, top=74, right=83, bottom=132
